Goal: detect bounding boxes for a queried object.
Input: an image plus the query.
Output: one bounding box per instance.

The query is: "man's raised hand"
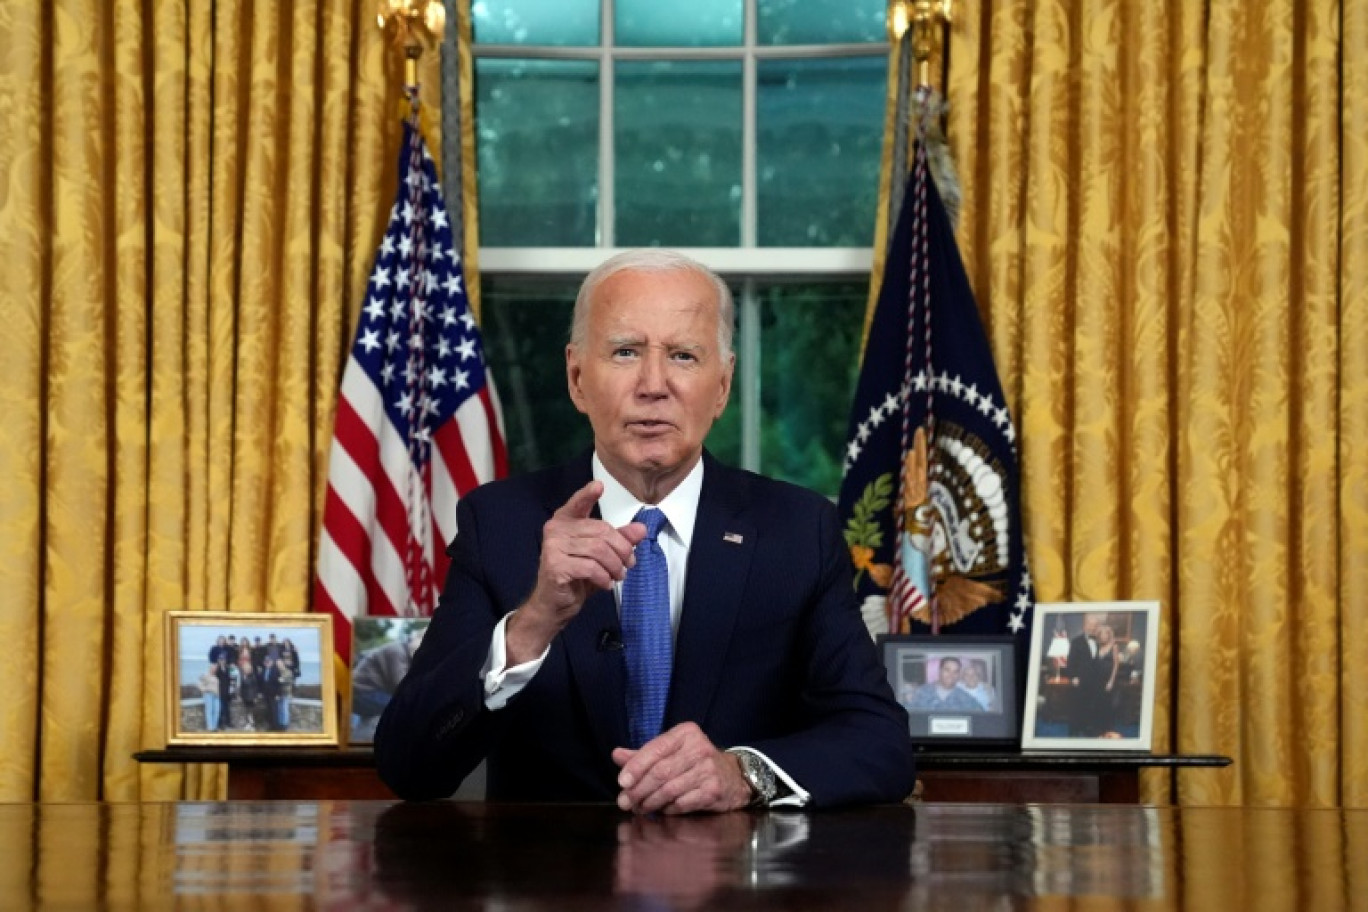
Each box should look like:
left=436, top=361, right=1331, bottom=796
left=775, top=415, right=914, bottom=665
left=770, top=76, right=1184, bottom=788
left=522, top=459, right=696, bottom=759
left=506, top=480, right=647, bottom=664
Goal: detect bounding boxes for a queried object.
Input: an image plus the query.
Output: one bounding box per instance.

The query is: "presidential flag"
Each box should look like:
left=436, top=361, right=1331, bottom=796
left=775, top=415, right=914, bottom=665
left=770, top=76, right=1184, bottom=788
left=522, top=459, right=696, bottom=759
left=316, top=109, right=506, bottom=662
left=837, top=137, right=1033, bottom=641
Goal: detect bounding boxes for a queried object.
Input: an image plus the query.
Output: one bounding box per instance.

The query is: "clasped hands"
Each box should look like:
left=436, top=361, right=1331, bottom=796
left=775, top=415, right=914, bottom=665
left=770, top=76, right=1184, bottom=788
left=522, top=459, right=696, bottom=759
left=505, top=480, right=753, bottom=815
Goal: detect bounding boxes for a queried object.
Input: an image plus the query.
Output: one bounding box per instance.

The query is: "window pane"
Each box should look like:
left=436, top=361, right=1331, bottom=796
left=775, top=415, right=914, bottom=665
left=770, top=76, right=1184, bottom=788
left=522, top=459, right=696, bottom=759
left=480, top=278, right=592, bottom=475
left=472, top=0, right=599, bottom=46
left=757, top=0, right=887, bottom=45
left=758, top=281, right=865, bottom=496
left=615, top=61, right=742, bottom=247
left=476, top=59, right=599, bottom=246
left=615, top=0, right=742, bottom=46
left=757, top=57, right=885, bottom=246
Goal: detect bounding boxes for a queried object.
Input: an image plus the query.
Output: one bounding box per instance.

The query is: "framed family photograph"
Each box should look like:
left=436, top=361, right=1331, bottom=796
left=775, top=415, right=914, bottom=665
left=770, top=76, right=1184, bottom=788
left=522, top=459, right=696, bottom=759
left=1022, top=601, right=1160, bottom=751
left=877, top=634, right=1019, bottom=747
left=348, top=616, right=431, bottom=744
left=164, top=611, right=338, bottom=746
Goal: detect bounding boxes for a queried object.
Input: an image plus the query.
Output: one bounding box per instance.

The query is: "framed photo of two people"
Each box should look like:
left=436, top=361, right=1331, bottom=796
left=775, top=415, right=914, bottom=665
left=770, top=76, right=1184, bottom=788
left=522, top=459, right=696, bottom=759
left=878, top=634, right=1020, bottom=747
left=1022, top=601, right=1161, bottom=751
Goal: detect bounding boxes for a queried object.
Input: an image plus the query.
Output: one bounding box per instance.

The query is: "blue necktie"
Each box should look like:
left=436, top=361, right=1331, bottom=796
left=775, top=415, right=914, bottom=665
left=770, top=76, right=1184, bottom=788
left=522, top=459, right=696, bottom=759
left=622, top=507, right=671, bottom=749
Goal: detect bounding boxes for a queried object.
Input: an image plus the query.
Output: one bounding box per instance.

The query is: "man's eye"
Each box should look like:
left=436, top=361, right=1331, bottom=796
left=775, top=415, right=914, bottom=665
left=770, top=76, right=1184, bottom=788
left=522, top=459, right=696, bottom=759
left=612, top=348, right=638, bottom=359
left=671, top=351, right=698, bottom=363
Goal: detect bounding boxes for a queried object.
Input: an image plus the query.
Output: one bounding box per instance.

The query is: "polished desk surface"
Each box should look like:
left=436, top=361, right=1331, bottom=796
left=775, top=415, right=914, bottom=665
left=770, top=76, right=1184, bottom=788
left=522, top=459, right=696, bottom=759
left=2, top=801, right=1365, bottom=911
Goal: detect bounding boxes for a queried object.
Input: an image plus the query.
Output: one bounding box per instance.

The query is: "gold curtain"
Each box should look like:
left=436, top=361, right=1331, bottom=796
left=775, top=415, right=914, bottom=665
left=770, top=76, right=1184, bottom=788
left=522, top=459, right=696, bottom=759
left=931, top=0, right=1367, bottom=806
left=0, top=0, right=457, bottom=801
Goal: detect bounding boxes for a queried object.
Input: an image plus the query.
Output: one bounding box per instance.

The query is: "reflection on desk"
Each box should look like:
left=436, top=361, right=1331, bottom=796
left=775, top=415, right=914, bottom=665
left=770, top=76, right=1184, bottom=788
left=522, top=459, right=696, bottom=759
left=1, top=801, right=1366, bottom=910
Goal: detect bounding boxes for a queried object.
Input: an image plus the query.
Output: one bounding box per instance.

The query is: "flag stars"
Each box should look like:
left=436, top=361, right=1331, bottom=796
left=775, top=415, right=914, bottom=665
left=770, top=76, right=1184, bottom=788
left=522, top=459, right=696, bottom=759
left=358, top=329, right=381, bottom=353
left=460, top=312, right=476, bottom=331
left=396, top=392, right=414, bottom=415
left=364, top=297, right=386, bottom=322
left=432, top=209, right=449, bottom=230
left=397, top=234, right=414, bottom=258
left=881, top=392, right=900, bottom=415
left=441, top=306, right=459, bottom=327
left=436, top=336, right=453, bottom=359
left=379, top=363, right=396, bottom=384
left=427, top=366, right=447, bottom=388
left=381, top=235, right=396, bottom=257
left=396, top=267, right=411, bottom=290
left=401, top=201, right=415, bottom=225
left=453, top=368, right=471, bottom=391
left=445, top=274, right=463, bottom=297
left=455, top=337, right=477, bottom=361
left=386, top=330, right=402, bottom=352
left=372, top=266, right=391, bottom=289
left=1008, top=612, right=1025, bottom=633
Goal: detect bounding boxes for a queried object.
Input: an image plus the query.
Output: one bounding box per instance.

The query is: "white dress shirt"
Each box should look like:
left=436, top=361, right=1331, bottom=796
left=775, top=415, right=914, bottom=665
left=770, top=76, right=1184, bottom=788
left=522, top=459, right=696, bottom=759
left=478, top=453, right=808, bottom=806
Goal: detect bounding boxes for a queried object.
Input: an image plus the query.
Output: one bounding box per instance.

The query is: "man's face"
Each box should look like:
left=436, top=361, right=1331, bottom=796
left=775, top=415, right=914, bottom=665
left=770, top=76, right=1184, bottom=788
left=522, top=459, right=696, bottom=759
left=938, top=660, right=961, bottom=689
left=1083, top=616, right=1101, bottom=637
left=567, top=268, right=734, bottom=488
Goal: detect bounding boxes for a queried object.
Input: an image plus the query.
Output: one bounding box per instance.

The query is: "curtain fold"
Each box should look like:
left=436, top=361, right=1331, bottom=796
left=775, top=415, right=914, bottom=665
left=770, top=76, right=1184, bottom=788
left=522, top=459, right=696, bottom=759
left=0, top=0, right=444, bottom=800
left=944, top=0, right=1366, bottom=806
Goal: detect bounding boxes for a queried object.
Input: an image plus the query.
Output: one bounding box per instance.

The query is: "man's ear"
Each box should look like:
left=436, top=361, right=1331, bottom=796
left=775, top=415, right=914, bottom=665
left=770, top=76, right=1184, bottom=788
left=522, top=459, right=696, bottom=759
left=566, top=343, right=588, bottom=415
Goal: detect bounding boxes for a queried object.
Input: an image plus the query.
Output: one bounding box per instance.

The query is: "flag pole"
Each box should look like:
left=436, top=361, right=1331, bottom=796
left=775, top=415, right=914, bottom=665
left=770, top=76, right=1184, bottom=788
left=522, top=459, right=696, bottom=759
left=377, top=0, right=448, bottom=100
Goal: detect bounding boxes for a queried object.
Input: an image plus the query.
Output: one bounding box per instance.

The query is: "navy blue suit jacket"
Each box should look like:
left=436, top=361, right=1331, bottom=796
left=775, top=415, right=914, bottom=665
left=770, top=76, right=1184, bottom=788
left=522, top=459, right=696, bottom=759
left=374, top=451, right=916, bottom=806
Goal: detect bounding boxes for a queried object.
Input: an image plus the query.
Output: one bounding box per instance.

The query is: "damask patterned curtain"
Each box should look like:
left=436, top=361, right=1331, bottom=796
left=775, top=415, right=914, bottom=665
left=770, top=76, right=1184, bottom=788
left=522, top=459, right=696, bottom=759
left=945, top=0, right=1367, bottom=806
left=0, top=1, right=450, bottom=801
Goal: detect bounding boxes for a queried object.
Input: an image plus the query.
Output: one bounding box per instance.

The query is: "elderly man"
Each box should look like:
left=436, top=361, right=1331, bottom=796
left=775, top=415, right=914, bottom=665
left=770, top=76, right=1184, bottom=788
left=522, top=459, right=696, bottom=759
left=375, top=250, right=915, bottom=813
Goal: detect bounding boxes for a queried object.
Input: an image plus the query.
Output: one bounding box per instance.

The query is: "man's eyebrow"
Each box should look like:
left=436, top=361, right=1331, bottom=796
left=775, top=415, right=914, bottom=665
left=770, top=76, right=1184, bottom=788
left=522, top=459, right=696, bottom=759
left=605, top=334, right=645, bottom=346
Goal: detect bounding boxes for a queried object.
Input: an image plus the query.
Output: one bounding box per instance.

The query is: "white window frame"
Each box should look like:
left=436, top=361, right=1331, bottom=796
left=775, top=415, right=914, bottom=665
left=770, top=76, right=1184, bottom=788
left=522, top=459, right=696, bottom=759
left=474, top=0, right=886, bottom=472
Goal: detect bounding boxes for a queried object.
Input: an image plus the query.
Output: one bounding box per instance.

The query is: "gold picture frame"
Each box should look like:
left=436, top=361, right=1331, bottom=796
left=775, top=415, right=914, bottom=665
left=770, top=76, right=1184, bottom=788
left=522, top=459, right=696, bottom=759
left=165, top=611, right=338, bottom=746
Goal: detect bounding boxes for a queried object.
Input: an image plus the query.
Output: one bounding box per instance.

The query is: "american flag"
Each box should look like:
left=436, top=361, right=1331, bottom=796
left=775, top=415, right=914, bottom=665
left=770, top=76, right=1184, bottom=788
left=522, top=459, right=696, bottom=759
left=316, top=112, right=506, bottom=662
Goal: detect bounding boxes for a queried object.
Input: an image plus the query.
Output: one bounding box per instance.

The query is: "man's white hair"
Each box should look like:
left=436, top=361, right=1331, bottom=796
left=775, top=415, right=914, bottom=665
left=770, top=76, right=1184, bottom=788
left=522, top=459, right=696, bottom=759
left=569, top=249, right=735, bottom=358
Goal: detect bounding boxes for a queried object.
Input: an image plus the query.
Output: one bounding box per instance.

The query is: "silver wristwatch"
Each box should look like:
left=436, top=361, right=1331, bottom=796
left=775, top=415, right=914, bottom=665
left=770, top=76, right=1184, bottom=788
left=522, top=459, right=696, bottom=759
left=734, top=750, right=778, bottom=807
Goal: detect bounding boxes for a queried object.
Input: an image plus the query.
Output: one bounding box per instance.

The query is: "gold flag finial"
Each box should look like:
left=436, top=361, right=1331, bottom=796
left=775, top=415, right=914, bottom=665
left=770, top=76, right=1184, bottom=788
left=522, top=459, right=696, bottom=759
left=378, top=0, right=447, bottom=89
left=889, top=1, right=953, bottom=89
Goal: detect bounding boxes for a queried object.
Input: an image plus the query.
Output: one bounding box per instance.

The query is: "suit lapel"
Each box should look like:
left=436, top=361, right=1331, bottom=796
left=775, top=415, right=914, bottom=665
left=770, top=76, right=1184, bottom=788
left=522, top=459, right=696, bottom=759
left=668, top=458, right=755, bottom=728
left=551, top=452, right=630, bottom=752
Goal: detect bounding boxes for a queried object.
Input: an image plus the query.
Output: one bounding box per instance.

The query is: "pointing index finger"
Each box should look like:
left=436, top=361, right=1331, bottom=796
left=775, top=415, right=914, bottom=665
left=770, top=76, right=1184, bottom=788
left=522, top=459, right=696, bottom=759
left=555, top=480, right=604, bottom=520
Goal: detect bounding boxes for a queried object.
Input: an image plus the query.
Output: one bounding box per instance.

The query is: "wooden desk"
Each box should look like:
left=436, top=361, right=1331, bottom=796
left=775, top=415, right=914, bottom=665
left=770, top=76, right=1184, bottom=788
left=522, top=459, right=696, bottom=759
left=3, top=801, right=1364, bottom=910
left=134, top=747, right=1229, bottom=803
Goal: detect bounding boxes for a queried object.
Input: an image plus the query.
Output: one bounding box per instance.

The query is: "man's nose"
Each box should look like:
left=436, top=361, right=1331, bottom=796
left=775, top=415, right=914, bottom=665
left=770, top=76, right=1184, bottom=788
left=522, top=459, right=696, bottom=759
left=636, top=350, right=668, bottom=395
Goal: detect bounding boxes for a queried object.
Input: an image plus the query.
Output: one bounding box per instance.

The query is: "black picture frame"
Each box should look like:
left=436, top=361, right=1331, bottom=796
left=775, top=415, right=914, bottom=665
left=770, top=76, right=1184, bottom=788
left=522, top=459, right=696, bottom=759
left=877, top=634, right=1020, bottom=749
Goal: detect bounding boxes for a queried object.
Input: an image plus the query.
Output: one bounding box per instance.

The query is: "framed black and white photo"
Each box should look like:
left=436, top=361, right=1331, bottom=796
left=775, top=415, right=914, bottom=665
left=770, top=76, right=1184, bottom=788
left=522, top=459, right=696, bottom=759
left=164, top=611, right=338, bottom=746
left=1022, top=601, right=1160, bottom=750
left=348, top=616, right=431, bottom=745
left=877, top=634, right=1019, bottom=747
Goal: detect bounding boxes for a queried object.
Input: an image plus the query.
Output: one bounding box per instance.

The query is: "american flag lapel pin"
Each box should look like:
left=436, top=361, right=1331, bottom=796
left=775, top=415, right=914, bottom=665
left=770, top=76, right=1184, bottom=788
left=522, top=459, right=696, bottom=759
left=722, top=532, right=744, bottom=544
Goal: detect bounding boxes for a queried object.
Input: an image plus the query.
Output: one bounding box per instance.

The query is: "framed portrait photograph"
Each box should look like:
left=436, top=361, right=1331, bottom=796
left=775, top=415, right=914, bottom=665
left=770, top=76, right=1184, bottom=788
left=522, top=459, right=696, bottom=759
left=877, top=634, right=1020, bottom=747
left=1022, top=601, right=1161, bottom=751
left=164, top=611, right=338, bottom=746
left=348, top=616, right=431, bottom=744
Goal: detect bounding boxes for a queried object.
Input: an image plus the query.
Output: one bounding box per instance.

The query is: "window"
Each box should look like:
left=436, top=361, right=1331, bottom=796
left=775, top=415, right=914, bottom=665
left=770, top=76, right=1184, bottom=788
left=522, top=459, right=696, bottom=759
left=471, top=0, right=887, bottom=495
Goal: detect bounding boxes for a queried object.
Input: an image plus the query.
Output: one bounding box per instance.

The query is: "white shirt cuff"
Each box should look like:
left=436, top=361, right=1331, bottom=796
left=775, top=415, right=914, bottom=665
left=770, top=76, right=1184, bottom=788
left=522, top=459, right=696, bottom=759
left=482, top=613, right=549, bottom=710
left=729, top=746, right=810, bottom=807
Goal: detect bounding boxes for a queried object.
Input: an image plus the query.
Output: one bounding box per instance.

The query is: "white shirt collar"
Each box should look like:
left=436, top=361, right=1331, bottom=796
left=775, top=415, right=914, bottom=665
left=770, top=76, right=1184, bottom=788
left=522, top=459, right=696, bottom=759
left=591, top=453, right=703, bottom=549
